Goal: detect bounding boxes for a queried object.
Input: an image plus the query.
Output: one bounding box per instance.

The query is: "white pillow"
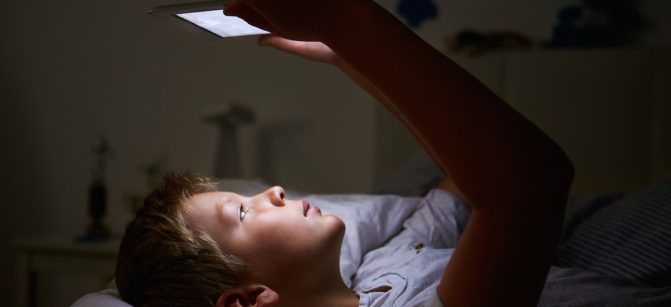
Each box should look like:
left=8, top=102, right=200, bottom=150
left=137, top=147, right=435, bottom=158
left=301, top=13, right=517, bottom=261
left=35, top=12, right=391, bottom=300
left=71, top=288, right=130, bottom=307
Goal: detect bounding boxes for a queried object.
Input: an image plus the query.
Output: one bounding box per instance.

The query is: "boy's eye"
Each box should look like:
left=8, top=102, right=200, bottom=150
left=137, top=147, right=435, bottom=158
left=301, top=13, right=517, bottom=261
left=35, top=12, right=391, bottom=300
left=238, top=203, right=248, bottom=221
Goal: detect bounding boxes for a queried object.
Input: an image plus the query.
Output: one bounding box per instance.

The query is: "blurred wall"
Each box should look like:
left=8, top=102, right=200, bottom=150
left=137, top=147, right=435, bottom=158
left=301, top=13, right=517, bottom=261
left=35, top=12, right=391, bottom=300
left=1, top=0, right=669, bottom=306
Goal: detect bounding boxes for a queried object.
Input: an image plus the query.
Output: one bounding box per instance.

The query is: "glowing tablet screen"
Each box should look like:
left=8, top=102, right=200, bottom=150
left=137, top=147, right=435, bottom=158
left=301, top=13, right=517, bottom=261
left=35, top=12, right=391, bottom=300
left=176, top=10, right=269, bottom=38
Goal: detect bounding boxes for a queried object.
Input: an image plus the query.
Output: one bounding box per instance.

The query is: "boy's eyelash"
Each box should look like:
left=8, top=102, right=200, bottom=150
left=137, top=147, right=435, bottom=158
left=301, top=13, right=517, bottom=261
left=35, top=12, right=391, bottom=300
left=238, top=203, right=248, bottom=221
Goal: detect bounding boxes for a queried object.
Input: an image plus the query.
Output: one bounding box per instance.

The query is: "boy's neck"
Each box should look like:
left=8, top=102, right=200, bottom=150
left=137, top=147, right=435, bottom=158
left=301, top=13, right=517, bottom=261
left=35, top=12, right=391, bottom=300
left=278, top=286, right=359, bottom=307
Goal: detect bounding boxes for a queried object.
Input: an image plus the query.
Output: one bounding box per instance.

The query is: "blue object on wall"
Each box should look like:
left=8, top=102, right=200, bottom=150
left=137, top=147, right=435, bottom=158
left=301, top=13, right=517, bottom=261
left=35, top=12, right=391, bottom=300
left=397, top=0, right=438, bottom=28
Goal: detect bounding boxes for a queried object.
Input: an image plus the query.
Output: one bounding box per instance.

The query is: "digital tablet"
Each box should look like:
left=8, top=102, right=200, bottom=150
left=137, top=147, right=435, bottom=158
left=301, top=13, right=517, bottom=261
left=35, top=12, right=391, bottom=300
left=147, top=0, right=269, bottom=38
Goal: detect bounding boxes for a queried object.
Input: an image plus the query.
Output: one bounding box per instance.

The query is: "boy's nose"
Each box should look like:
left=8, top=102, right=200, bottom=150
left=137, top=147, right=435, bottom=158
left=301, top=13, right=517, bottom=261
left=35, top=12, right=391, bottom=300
left=266, top=186, right=286, bottom=207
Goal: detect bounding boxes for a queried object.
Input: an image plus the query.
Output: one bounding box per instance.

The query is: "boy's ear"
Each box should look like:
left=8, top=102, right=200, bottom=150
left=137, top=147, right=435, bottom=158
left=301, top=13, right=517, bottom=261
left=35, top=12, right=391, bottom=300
left=216, top=284, right=279, bottom=307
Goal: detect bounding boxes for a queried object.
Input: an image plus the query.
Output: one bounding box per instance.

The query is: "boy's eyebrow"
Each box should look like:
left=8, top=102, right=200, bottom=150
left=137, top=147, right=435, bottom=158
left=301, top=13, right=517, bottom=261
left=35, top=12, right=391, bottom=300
left=215, top=197, right=225, bottom=221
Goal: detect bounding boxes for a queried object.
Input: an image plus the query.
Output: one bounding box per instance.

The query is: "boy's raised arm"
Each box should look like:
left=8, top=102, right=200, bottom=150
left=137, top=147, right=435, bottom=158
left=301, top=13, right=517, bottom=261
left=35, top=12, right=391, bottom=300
left=226, top=0, right=574, bottom=305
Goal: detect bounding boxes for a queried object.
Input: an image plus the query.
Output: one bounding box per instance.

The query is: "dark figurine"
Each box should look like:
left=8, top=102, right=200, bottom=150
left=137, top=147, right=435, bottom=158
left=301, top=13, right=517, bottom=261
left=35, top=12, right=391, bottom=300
left=85, top=136, right=112, bottom=240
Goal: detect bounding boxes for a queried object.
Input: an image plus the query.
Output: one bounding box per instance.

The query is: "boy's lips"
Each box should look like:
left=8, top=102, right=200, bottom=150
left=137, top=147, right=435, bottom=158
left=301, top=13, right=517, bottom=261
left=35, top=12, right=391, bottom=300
left=303, top=200, right=321, bottom=217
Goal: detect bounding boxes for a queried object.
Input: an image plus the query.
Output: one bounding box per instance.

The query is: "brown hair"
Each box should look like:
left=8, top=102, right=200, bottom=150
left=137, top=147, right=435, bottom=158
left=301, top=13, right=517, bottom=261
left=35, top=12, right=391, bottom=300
left=115, top=173, right=245, bottom=307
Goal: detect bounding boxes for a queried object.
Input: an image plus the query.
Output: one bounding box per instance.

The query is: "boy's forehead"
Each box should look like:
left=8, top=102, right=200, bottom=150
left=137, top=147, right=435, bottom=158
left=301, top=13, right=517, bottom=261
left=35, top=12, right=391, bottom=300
left=183, top=193, right=227, bottom=231
left=189, top=191, right=239, bottom=207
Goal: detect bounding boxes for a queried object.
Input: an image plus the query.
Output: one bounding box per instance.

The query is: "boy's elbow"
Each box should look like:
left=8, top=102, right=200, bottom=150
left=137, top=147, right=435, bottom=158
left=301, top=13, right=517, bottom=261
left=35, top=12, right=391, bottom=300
left=521, top=150, right=575, bottom=204
left=534, top=152, right=574, bottom=210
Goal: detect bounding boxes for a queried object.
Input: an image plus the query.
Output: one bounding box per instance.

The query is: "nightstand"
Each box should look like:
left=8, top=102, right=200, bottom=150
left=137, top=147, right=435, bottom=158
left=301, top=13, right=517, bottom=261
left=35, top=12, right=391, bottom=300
left=14, top=236, right=120, bottom=307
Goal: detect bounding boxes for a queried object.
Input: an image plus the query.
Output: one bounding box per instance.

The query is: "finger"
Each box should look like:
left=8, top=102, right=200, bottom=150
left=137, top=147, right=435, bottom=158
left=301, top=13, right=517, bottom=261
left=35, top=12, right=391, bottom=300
left=258, top=36, right=336, bottom=63
left=259, top=35, right=311, bottom=56
left=223, top=2, right=274, bottom=33
left=258, top=34, right=281, bottom=46
left=258, top=35, right=295, bottom=48
left=258, top=35, right=311, bottom=53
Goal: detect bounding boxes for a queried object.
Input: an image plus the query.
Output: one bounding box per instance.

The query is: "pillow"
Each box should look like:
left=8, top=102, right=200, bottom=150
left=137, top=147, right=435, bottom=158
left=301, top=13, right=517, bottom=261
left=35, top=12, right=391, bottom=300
left=539, top=266, right=671, bottom=306
left=560, top=192, right=628, bottom=243
left=556, top=176, right=671, bottom=287
left=71, top=288, right=130, bottom=307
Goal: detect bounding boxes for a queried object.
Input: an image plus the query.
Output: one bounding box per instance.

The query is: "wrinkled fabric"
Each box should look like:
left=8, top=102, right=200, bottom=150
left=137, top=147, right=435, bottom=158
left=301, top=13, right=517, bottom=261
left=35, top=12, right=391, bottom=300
left=353, top=189, right=470, bottom=306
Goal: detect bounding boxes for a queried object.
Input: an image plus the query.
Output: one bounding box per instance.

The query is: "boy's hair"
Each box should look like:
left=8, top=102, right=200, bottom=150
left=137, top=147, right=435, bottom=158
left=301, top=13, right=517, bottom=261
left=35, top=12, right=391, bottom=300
left=115, top=172, right=245, bottom=307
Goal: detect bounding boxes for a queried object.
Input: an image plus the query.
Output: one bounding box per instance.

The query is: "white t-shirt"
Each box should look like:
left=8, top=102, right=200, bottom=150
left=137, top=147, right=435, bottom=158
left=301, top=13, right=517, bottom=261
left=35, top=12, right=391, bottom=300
left=352, top=189, right=471, bottom=306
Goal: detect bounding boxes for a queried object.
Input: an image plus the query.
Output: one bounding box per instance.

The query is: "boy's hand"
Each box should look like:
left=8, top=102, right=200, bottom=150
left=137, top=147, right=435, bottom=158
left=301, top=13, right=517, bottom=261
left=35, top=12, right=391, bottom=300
left=258, top=35, right=341, bottom=65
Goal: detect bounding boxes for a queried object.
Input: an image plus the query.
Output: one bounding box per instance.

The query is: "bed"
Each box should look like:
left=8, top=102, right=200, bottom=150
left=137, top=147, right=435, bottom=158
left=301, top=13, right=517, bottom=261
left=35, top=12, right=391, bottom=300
left=72, top=169, right=671, bottom=306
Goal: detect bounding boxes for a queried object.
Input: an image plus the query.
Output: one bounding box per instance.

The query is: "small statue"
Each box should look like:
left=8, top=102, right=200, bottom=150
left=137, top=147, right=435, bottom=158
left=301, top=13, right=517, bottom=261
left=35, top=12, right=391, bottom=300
left=86, top=136, right=112, bottom=240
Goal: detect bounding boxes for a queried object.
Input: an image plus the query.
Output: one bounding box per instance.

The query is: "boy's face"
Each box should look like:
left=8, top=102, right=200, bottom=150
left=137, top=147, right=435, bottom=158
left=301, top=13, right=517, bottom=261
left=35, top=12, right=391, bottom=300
left=185, top=186, right=345, bottom=286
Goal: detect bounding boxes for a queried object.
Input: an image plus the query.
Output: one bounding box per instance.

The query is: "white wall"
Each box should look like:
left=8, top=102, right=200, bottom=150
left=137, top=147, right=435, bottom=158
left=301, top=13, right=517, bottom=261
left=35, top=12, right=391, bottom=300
left=1, top=0, right=669, bottom=305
